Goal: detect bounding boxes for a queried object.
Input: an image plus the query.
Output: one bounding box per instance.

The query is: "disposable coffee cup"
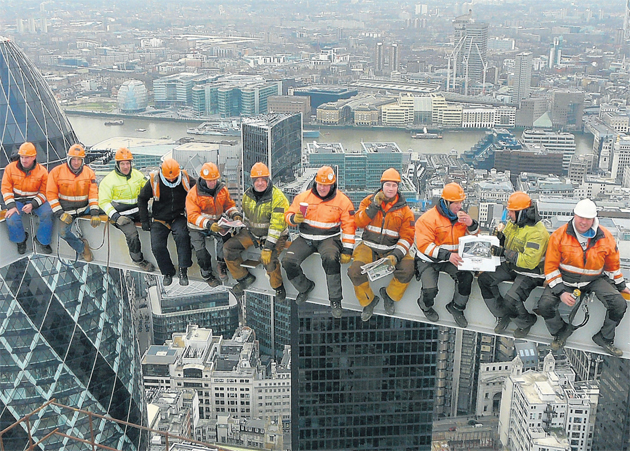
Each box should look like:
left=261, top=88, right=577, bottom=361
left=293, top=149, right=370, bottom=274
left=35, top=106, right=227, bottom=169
left=299, top=202, right=308, bottom=215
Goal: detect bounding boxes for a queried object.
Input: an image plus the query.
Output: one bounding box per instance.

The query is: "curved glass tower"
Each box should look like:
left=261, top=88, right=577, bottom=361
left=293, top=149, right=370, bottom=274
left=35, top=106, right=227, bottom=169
left=0, top=257, right=148, bottom=450
left=0, top=36, right=78, bottom=170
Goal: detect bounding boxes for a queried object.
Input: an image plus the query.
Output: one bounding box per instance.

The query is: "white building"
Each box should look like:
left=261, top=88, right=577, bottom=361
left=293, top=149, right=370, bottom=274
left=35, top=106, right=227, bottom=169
left=499, top=353, right=599, bottom=451
left=612, top=136, right=630, bottom=182
left=521, top=129, right=577, bottom=172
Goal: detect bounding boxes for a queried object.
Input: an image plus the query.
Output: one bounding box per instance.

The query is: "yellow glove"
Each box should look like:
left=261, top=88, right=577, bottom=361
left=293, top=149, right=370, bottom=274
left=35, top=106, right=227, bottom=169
left=373, top=191, right=386, bottom=205
left=386, top=254, right=398, bottom=267
left=261, top=249, right=272, bottom=265
left=59, top=212, right=73, bottom=224
left=90, top=215, right=101, bottom=228
left=340, top=254, right=352, bottom=264
left=210, top=222, right=221, bottom=233
left=293, top=212, right=305, bottom=224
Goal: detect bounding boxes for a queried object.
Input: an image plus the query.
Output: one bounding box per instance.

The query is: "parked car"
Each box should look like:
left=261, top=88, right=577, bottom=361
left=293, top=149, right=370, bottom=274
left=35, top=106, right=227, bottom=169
left=448, top=426, right=457, bottom=431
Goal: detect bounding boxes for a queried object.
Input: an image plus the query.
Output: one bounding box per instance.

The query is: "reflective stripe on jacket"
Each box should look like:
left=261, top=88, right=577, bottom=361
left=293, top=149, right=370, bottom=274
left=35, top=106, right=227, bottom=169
left=414, top=204, right=479, bottom=262
left=355, top=192, right=415, bottom=262
left=150, top=170, right=191, bottom=201
left=242, top=185, right=289, bottom=249
left=98, top=169, right=146, bottom=218
left=545, top=221, right=626, bottom=294
left=186, top=181, right=237, bottom=230
left=1, top=161, right=48, bottom=209
left=503, top=220, right=549, bottom=278
left=286, top=187, right=356, bottom=253
left=46, top=163, right=98, bottom=215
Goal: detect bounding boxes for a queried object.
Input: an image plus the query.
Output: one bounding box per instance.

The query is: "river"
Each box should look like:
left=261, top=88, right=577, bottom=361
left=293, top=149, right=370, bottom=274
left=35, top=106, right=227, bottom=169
left=67, top=114, right=594, bottom=156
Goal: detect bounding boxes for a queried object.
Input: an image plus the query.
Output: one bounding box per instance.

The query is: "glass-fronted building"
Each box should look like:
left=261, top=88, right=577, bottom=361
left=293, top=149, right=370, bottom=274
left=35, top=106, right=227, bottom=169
left=291, top=304, right=437, bottom=450
left=245, top=291, right=291, bottom=360
left=0, top=257, right=148, bottom=450
left=117, top=80, right=148, bottom=113
left=0, top=37, right=78, bottom=172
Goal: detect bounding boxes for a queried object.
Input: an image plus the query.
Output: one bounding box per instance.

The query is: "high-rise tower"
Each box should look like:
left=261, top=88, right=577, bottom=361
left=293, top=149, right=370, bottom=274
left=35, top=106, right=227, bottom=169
left=448, top=13, right=488, bottom=95
left=375, top=42, right=384, bottom=74
left=0, top=37, right=78, bottom=172
left=513, top=52, right=533, bottom=106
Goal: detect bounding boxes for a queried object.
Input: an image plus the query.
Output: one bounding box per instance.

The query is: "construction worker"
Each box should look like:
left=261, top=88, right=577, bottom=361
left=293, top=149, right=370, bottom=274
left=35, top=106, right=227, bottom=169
left=138, top=158, right=194, bottom=286
left=46, top=144, right=101, bottom=262
left=539, top=199, right=629, bottom=356
left=414, top=182, right=479, bottom=328
left=224, top=162, right=289, bottom=299
left=98, top=147, right=154, bottom=271
left=478, top=192, right=549, bottom=338
left=348, top=168, right=415, bottom=321
left=1, top=142, right=53, bottom=254
left=283, top=166, right=356, bottom=318
left=185, top=162, right=237, bottom=287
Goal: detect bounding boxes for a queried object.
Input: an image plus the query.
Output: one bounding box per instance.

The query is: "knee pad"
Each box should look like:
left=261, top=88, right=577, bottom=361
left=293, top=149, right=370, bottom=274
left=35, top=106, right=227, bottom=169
left=422, top=287, right=439, bottom=302
left=347, top=261, right=364, bottom=281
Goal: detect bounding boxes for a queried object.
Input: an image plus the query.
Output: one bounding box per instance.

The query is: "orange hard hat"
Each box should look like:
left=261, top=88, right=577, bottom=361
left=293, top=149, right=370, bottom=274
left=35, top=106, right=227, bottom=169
left=200, top=162, right=220, bottom=181
left=507, top=191, right=531, bottom=211
left=442, top=183, right=466, bottom=202
left=115, top=147, right=133, bottom=161
left=18, top=142, right=37, bottom=157
left=381, top=168, right=401, bottom=183
left=250, top=162, right=270, bottom=178
left=67, top=144, right=86, bottom=159
left=315, top=166, right=336, bottom=185
left=161, top=158, right=181, bottom=179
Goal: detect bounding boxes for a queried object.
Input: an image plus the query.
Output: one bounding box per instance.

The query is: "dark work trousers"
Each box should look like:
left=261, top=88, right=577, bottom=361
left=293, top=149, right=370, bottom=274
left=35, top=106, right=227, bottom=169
left=283, top=236, right=343, bottom=302
left=538, top=277, right=627, bottom=341
left=190, top=229, right=231, bottom=276
left=415, top=259, right=474, bottom=309
left=151, top=216, right=192, bottom=276
left=113, top=213, right=143, bottom=262
left=478, top=262, right=543, bottom=329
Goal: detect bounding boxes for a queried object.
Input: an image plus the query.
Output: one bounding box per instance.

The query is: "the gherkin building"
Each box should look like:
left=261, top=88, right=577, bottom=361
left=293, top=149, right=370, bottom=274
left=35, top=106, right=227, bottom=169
left=0, top=36, right=78, bottom=170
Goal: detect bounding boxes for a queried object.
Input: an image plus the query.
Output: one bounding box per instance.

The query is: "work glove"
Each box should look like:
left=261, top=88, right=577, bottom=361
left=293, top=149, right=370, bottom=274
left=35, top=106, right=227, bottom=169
left=116, top=216, right=133, bottom=226
left=59, top=212, right=73, bottom=224
left=142, top=222, right=151, bottom=232
left=261, top=249, right=272, bottom=265
left=386, top=254, right=398, bottom=267
left=293, top=212, right=305, bottom=224
left=232, top=214, right=243, bottom=222
left=210, top=222, right=221, bottom=233
left=490, top=245, right=504, bottom=257
left=340, top=254, right=352, bottom=264
left=491, top=245, right=518, bottom=264
left=90, top=215, right=101, bottom=228
left=373, top=191, right=386, bottom=205
left=491, top=224, right=505, bottom=241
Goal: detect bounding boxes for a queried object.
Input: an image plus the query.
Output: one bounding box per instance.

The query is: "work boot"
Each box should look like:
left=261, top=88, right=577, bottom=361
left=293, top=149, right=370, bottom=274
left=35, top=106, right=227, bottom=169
left=275, top=285, right=286, bottom=302
left=295, top=279, right=315, bottom=305
left=17, top=232, right=29, bottom=254
left=135, top=259, right=155, bottom=272
left=380, top=287, right=396, bottom=315
left=35, top=237, right=52, bottom=254
left=494, top=316, right=511, bottom=334
left=417, top=293, right=439, bottom=322
left=551, top=324, right=574, bottom=351
left=513, top=314, right=537, bottom=339
left=81, top=238, right=93, bottom=262
left=330, top=299, right=343, bottom=318
left=592, top=332, right=623, bottom=357
left=163, top=274, right=173, bottom=286
left=232, top=272, right=256, bottom=295
left=361, top=296, right=380, bottom=322
left=178, top=267, right=189, bottom=286
left=446, top=302, right=468, bottom=328
left=217, top=261, right=228, bottom=281
left=205, top=273, right=221, bottom=288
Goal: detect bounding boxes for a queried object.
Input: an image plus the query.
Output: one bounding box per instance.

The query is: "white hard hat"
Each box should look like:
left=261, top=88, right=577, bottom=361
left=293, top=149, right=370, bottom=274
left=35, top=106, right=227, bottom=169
left=574, top=199, right=597, bottom=219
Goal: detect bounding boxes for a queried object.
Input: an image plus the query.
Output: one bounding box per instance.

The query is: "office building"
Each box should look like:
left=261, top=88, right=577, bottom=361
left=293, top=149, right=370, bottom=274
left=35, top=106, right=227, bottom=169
left=521, top=128, right=577, bottom=171
left=241, top=113, right=302, bottom=184
left=612, top=136, right=630, bottom=182
left=292, top=304, right=436, bottom=450
left=390, top=43, right=400, bottom=72
left=117, top=80, right=148, bottom=113
left=550, top=90, right=585, bottom=130
left=267, top=96, right=311, bottom=119
left=154, top=73, right=214, bottom=108
left=245, top=291, right=291, bottom=360
left=515, top=97, right=548, bottom=128
left=592, top=357, right=630, bottom=450
left=450, top=14, right=489, bottom=95
left=375, top=42, right=384, bottom=74
left=292, top=86, right=358, bottom=111
left=0, top=37, right=78, bottom=171
left=512, top=52, right=532, bottom=105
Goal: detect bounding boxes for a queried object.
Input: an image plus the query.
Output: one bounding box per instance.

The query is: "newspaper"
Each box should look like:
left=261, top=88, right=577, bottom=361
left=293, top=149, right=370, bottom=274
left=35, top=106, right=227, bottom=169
left=217, top=217, right=246, bottom=236
left=361, top=258, right=395, bottom=281
left=458, top=235, right=501, bottom=272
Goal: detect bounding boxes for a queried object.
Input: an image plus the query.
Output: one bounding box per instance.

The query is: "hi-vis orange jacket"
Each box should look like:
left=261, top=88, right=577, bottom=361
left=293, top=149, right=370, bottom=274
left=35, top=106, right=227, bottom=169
left=545, top=221, right=626, bottom=294
left=286, top=186, right=356, bottom=254
left=415, top=202, right=479, bottom=262
left=355, top=192, right=415, bottom=262
left=46, top=163, right=98, bottom=215
left=186, top=181, right=238, bottom=231
left=1, top=161, right=48, bottom=210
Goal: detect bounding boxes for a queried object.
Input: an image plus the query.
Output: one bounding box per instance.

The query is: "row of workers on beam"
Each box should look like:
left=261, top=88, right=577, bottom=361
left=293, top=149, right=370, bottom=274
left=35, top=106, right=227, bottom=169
left=3, top=142, right=628, bottom=356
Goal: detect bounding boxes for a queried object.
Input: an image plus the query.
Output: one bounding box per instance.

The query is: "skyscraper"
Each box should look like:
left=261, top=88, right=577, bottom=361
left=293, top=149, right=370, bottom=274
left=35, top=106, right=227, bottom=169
left=0, top=37, right=78, bottom=171
left=450, top=14, right=488, bottom=95
left=375, top=42, right=384, bottom=74
left=389, top=43, right=399, bottom=72
left=0, top=257, right=148, bottom=450
left=241, top=113, right=302, bottom=185
left=513, top=52, right=532, bottom=106
left=292, top=304, right=437, bottom=450
left=592, top=357, right=630, bottom=450
left=245, top=291, right=291, bottom=360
